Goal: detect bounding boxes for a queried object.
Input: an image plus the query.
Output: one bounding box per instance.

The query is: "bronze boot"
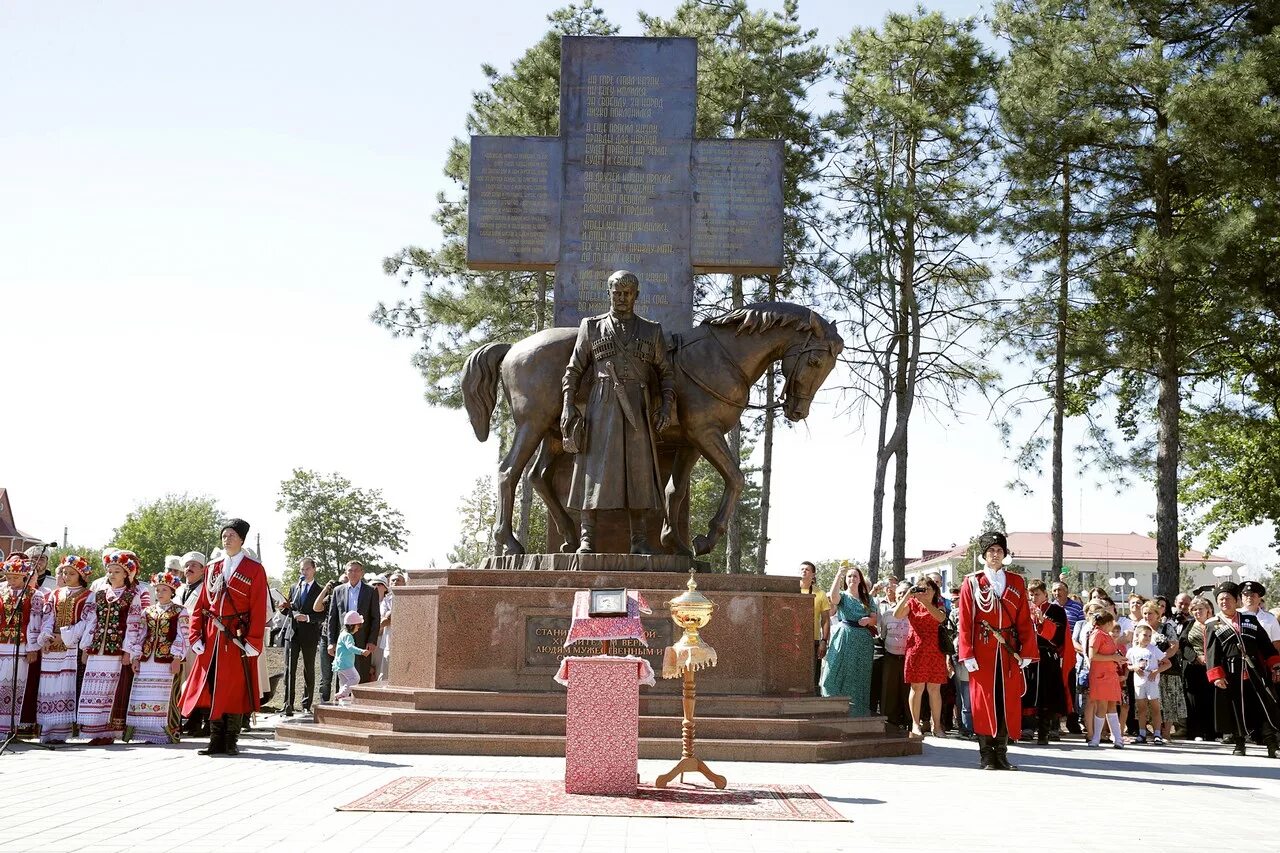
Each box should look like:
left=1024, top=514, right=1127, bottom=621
left=629, top=510, right=655, bottom=556
left=576, top=511, right=596, bottom=554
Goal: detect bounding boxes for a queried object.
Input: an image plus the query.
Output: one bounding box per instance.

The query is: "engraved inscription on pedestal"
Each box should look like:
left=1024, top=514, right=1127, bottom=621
left=467, top=136, right=562, bottom=269
left=692, top=139, right=784, bottom=274
left=556, top=37, right=696, bottom=331
left=521, top=613, right=673, bottom=672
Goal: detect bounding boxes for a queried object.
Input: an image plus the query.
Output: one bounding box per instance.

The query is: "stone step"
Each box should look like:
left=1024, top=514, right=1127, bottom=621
left=314, top=705, right=889, bottom=740
left=350, top=684, right=853, bottom=718
left=275, top=721, right=921, bottom=762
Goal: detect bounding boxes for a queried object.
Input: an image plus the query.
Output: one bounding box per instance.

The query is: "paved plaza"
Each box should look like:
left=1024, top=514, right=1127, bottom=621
left=5, top=713, right=1278, bottom=852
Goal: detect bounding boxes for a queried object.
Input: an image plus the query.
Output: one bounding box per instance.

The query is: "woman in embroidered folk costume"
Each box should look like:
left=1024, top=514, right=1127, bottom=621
left=180, top=518, right=267, bottom=757
left=74, top=550, right=144, bottom=744
left=124, top=570, right=189, bottom=743
left=1205, top=582, right=1280, bottom=758
left=1, top=554, right=45, bottom=737
left=32, top=555, right=93, bottom=742
left=957, top=531, right=1038, bottom=770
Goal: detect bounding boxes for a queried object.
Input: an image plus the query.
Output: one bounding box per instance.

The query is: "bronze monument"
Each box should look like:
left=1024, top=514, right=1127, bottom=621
left=462, top=287, right=843, bottom=559
left=561, top=270, right=674, bottom=555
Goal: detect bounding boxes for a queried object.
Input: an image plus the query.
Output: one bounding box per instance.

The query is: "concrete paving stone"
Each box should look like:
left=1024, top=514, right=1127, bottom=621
left=4, top=733, right=1278, bottom=851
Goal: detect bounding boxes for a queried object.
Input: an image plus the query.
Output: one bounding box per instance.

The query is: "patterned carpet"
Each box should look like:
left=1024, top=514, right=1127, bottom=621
left=338, top=776, right=847, bottom=821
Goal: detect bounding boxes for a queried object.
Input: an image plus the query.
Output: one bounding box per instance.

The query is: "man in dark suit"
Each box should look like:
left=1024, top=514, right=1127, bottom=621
left=280, top=557, right=323, bottom=715
left=325, top=560, right=380, bottom=684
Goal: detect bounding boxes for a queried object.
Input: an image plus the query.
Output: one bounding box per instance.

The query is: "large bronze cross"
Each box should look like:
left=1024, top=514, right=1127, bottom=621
left=466, top=36, right=784, bottom=332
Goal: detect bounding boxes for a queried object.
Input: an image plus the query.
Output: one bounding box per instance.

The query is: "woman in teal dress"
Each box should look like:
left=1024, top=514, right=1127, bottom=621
left=820, top=563, right=878, bottom=716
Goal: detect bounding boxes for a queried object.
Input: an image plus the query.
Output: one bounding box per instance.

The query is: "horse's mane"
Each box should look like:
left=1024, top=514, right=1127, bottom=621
left=703, top=302, right=841, bottom=343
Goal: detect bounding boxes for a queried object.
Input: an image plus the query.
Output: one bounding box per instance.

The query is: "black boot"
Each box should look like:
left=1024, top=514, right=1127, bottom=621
left=223, top=714, right=242, bottom=756
left=576, top=511, right=596, bottom=554
left=198, top=718, right=226, bottom=755
left=629, top=510, right=655, bottom=556
left=977, top=735, right=996, bottom=770
left=993, top=735, right=1019, bottom=770
left=1267, top=737, right=1278, bottom=759
left=1036, top=720, right=1049, bottom=746
left=1232, top=737, right=1246, bottom=756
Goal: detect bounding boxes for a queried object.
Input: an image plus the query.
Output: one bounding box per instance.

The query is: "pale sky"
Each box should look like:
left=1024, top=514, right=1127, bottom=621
left=3, top=1, right=1273, bottom=580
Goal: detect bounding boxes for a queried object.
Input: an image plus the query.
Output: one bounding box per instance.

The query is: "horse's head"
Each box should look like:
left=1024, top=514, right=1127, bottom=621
left=778, top=312, right=843, bottom=422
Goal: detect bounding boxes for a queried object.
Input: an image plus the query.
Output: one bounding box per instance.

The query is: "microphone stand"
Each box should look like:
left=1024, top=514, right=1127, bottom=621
left=0, top=559, right=55, bottom=755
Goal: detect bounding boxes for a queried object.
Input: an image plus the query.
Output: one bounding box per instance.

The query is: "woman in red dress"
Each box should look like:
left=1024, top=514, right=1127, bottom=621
left=897, top=577, right=948, bottom=737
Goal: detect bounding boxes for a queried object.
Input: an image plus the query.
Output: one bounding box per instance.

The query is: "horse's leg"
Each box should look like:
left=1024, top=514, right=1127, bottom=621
left=688, top=428, right=745, bottom=557
left=530, top=438, right=578, bottom=553
left=660, top=444, right=699, bottom=556
left=495, top=423, right=543, bottom=556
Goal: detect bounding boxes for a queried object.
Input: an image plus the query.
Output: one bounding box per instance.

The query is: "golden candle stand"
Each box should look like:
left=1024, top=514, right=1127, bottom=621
left=655, top=570, right=727, bottom=790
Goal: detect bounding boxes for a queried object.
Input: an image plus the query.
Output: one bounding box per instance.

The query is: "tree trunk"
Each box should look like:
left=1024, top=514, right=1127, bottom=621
left=891, top=150, right=919, bottom=578
left=1153, top=109, right=1180, bottom=603
left=867, top=378, right=893, bottom=583
left=1052, top=155, right=1070, bottom=575
left=727, top=273, right=744, bottom=573
left=756, top=278, right=778, bottom=573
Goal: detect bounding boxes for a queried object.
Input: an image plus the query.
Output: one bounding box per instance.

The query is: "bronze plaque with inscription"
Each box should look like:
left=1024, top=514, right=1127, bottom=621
left=467, top=135, right=562, bottom=269
left=556, top=36, right=696, bottom=332
left=523, top=614, right=673, bottom=671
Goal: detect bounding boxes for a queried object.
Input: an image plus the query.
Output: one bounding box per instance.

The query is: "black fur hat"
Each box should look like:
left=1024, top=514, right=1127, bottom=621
left=978, top=531, right=1009, bottom=557
left=220, top=518, right=251, bottom=541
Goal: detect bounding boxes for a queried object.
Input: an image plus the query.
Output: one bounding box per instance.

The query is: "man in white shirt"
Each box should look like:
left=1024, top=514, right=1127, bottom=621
left=1239, top=581, right=1280, bottom=656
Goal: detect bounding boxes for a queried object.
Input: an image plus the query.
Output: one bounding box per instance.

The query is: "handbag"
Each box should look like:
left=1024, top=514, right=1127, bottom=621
left=938, top=619, right=956, bottom=657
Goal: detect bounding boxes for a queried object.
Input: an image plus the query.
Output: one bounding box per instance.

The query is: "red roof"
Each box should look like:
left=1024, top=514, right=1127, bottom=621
left=906, top=532, right=1237, bottom=569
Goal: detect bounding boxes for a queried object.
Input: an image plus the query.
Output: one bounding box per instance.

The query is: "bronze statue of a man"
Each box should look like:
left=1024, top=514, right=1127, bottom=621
left=560, top=270, right=675, bottom=554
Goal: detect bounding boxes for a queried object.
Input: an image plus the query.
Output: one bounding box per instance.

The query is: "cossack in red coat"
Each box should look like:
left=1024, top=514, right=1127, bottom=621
left=179, top=554, right=267, bottom=720
left=957, top=570, right=1039, bottom=738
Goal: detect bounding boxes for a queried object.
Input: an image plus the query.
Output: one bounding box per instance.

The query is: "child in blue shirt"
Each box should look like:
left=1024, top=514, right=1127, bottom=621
left=333, top=611, right=368, bottom=704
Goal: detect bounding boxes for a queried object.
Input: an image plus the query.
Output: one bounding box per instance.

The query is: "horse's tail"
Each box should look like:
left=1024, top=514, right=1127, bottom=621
left=461, top=342, right=511, bottom=442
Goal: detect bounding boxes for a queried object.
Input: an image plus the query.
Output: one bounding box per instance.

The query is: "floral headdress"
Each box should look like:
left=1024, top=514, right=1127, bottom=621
left=103, top=550, right=141, bottom=577
left=2, top=555, right=30, bottom=574
left=150, top=571, right=181, bottom=590
left=59, top=554, right=93, bottom=578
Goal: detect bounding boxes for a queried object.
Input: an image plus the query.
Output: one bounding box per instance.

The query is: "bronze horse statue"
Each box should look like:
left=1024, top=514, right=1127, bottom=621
left=462, top=302, right=844, bottom=557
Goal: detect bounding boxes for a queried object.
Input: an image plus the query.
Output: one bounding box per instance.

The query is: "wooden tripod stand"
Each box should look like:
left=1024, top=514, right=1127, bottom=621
left=654, top=667, right=726, bottom=789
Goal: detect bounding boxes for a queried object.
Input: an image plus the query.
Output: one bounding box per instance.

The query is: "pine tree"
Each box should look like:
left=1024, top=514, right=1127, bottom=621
left=641, top=0, right=827, bottom=572
left=823, top=9, right=1000, bottom=578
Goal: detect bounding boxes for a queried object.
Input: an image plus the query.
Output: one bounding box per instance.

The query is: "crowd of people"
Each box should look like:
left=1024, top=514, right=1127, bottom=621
left=0, top=517, right=404, bottom=755
left=806, top=532, right=1280, bottom=767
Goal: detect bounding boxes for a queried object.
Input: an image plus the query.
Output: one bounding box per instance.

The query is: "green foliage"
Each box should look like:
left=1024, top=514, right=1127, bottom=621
left=47, top=544, right=106, bottom=586
left=688, top=437, right=762, bottom=572
left=276, top=469, right=409, bottom=587
left=449, top=476, right=499, bottom=568
left=111, top=494, right=224, bottom=580
left=821, top=7, right=1000, bottom=574
left=640, top=0, right=827, bottom=308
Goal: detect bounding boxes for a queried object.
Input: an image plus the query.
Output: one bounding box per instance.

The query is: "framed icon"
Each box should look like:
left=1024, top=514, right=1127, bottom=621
left=589, top=588, right=628, bottom=617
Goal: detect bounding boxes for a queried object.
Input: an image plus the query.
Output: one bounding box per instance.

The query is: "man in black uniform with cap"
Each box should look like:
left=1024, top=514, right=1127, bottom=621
left=1205, top=581, right=1280, bottom=758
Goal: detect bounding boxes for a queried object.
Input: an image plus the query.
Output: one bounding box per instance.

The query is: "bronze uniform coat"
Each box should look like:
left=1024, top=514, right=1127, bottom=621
left=562, top=311, right=674, bottom=511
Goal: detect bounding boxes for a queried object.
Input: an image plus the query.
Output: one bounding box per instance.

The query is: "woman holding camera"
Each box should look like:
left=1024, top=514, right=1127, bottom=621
left=896, top=576, right=948, bottom=738
left=820, top=563, right=877, bottom=717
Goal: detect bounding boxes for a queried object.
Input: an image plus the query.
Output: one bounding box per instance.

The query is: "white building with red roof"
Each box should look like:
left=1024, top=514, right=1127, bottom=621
left=903, top=531, right=1242, bottom=598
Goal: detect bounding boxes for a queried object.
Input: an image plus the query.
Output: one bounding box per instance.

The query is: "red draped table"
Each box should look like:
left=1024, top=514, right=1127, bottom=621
left=555, top=655, right=656, bottom=795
